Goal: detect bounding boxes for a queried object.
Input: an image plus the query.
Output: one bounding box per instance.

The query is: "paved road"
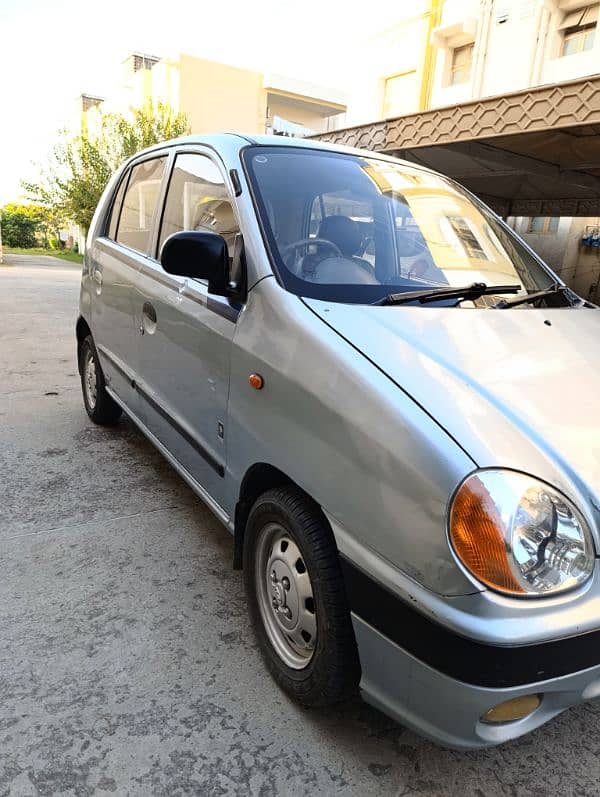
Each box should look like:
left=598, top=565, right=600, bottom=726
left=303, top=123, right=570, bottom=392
left=1, top=254, right=599, bottom=796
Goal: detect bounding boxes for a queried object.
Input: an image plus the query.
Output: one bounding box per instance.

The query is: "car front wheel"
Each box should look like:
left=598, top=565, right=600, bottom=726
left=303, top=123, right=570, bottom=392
left=243, top=486, right=360, bottom=707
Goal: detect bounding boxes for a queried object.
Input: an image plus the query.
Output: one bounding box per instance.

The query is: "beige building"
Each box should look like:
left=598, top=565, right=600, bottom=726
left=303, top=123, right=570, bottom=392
left=80, top=51, right=346, bottom=139
left=322, top=0, right=600, bottom=300
left=70, top=52, right=346, bottom=252
left=342, top=1, right=600, bottom=126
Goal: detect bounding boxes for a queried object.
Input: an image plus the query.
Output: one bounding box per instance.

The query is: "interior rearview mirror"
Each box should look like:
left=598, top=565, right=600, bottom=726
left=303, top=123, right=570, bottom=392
left=160, top=230, right=229, bottom=296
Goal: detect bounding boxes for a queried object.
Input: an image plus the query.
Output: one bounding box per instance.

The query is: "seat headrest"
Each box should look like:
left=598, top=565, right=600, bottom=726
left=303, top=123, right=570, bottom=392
left=318, top=215, right=362, bottom=257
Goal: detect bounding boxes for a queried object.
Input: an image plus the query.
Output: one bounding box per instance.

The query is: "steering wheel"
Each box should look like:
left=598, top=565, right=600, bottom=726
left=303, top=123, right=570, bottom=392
left=281, top=238, right=343, bottom=275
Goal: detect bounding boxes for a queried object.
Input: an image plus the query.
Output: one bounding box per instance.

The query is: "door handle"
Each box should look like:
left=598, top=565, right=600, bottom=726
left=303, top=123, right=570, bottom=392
left=92, top=268, right=102, bottom=287
left=142, top=302, right=157, bottom=324
left=141, top=301, right=157, bottom=335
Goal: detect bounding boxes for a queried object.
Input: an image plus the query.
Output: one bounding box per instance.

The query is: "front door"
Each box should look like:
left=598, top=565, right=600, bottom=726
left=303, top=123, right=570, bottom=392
left=135, top=151, right=242, bottom=509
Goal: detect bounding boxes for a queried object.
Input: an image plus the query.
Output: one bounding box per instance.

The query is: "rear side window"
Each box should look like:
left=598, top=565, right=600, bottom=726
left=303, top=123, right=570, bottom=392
left=158, top=153, right=239, bottom=256
left=116, top=157, right=166, bottom=255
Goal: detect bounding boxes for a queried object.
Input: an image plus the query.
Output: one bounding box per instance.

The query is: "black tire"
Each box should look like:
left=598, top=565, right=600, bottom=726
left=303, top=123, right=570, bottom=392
left=243, top=486, right=360, bottom=707
left=79, top=335, right=122, bottom=426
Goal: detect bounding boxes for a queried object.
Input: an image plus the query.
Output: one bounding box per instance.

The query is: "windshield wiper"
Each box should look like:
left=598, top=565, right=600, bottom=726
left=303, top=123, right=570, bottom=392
left=373, top=282, right=521, bottom=306
left=494, top=284, right=570, bottom=309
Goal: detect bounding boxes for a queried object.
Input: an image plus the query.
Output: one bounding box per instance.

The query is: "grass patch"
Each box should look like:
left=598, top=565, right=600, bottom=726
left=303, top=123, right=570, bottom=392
left=3, top=247, right=84, bottom=264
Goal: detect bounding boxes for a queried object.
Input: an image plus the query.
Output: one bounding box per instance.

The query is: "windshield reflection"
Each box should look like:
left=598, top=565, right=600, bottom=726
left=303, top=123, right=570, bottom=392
left=244, top=147, right=560, bottom=306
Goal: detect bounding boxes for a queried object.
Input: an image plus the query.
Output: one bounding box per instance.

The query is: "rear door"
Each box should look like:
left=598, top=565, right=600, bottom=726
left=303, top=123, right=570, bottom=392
left=135, top=149, right=242, bottom=509
left=89, top=154, right=168, bottom=412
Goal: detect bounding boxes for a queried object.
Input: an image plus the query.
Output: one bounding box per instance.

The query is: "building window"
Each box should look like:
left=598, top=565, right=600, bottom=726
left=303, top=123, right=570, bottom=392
left=81, top=94, right=103, bottom=112
left=560, top=5, right=597, bottom=56
left=447, top=216, right=489, bottom=259
left=450, top=43, right=474, bottom=85
left=132, top=54, right=159, bottom=72
left=527, top=217, right=560, bottom=234
left=383, top=71, right=419, bottom=117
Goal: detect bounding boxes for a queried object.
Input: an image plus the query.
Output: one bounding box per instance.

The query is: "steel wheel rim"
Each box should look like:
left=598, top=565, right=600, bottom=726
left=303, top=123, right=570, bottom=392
left=84, top=349, right=97, bottom=410
left=255, top=522, right=317, bottom=669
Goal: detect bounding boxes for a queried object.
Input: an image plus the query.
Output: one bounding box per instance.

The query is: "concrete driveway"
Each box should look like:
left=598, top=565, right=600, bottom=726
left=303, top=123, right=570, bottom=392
left=1, top=253, right=600, bottom=796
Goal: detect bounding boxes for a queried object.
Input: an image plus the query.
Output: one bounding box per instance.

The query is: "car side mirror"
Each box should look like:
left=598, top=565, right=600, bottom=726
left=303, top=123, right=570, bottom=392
left=160, top=230, right=229, bottom=296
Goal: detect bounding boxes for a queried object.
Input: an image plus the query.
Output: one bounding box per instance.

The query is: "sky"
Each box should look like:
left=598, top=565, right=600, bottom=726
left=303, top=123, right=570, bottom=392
left=0, top=0, right=401, bottom=206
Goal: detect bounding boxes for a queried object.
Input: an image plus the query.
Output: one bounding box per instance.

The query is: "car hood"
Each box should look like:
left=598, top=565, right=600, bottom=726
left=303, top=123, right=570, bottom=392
left=305, top=299, right=600, bottom=525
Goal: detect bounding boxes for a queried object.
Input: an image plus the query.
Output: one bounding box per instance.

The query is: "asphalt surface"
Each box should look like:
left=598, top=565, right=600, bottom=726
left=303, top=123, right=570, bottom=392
left=2, top=253, right=600, bottom=796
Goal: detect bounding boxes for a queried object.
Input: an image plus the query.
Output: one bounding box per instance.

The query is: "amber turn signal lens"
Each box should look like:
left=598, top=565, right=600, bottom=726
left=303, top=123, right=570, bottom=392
left=248, top=373, right=264, bottom=390
left=481, top=695, right=541, bottom=724
left=450, top=476, right=524, bottom=594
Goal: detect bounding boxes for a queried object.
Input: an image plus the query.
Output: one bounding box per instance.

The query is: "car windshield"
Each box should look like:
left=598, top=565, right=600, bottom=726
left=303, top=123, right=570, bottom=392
left=243, top=146, right=561, bottom=306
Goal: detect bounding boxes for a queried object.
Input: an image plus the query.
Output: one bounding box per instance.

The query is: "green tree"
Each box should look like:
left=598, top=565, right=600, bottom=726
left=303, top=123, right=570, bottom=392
left=24, top=102, right=190, bottom=233
left=0, top=203, right=46, bottom=248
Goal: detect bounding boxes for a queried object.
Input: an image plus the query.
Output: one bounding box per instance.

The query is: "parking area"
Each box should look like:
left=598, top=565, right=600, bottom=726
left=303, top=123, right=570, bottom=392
left=2, top=254, right=600, bottom=796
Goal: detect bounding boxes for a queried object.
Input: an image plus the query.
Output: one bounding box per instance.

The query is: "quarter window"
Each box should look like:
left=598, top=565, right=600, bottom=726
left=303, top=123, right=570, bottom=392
left=560, top=5, right=597, bottom=56
left=106, top=173, right=128, bottom=240
left=158, top=153, right=239, bottom=256
left=115, top=157, right=166, bottom=255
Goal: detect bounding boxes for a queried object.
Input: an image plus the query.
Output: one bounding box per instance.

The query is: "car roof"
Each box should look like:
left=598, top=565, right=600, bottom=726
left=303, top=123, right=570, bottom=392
left=129, top=132, right=427, bottom=173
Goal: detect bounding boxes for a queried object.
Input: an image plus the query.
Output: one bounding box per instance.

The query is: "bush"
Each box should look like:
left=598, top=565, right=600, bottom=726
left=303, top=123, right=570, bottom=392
left=48, top=237, right=60, bottom=250
left=1, top=204, right=41, bottom=248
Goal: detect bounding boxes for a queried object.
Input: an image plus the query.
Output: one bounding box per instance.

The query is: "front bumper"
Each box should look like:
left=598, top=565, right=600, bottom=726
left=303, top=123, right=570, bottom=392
left=353, top=613, right=600, bottom=749
left=340, top=557, right=600, bottom=748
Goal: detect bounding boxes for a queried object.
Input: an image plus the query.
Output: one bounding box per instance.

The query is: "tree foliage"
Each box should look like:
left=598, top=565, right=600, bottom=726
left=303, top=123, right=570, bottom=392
left=24, top=103, right=190, bottom=232
left=0, top=203, right=49, bottom=248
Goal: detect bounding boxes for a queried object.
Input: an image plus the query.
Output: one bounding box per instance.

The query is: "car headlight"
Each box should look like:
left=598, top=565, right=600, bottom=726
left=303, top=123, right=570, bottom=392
left=449, top=470, right=595, bottom=596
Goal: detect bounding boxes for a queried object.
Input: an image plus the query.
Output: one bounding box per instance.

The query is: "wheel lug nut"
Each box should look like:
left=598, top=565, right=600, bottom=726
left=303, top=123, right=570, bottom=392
left=282, top=577, right=290, bottom=590
left=285, top=607, right=292, bottom=619
left=271, top=571, right=277, bottom=583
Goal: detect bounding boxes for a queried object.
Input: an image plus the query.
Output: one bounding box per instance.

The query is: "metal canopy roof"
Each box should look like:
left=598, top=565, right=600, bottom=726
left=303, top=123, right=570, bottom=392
left=311, top=74, right=600, bottom=217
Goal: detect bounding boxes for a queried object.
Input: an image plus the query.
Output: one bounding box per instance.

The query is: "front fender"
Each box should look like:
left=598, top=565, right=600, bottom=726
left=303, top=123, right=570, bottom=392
left=226, top=277, right=476, bottom=596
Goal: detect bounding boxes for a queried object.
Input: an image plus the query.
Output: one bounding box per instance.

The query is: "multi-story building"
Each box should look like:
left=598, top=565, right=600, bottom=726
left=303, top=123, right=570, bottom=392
left=70, top=52, right=346, bottom=251
left=348, top=0, right=599, bottom=123
left=80, top=51, right=346, bottom=139
left=324, top=0, right=600, bottom=299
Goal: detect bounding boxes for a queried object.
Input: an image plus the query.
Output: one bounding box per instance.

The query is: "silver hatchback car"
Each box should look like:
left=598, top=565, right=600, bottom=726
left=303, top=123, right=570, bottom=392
left=77, top=133, right=600, bottom=749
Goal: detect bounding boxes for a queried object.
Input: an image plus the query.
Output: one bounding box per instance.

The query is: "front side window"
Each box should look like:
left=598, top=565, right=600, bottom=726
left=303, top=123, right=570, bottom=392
left=158, top=153, right=239, bottom=256
left=115, top=157, right=166, bottom=254
left=560, top=4, right=597, bottom=55
left=243, top=146, right=559, bottom=305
